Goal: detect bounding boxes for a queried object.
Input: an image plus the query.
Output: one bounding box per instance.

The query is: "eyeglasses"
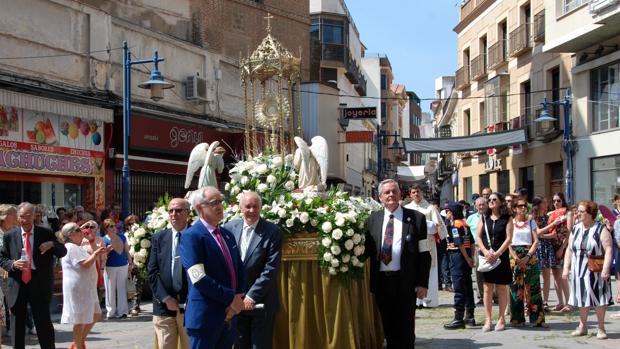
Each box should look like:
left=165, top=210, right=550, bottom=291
left=203, top=199, right=223, bottom=207
left=553, top=199, right=562, bottom=203
left=577, top=209, right=586, bottom=214
left=516, top=204, right=527, bottom=208
left=489, top=198, right=498, bottom=202
left=168, top=208, right=188, bottom=214
left=82, top=225, right=96, bottom=229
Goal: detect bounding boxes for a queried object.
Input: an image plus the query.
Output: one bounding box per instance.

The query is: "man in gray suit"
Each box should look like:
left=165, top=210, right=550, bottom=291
left=223, top=191, right=282, bottom=349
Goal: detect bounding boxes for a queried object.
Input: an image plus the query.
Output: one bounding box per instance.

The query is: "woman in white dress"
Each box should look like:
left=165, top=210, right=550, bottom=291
left=61, top=223, right=107, bottom=349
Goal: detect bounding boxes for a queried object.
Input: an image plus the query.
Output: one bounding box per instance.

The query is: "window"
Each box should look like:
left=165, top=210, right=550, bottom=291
left=562, top=0, right=586, bottom=15
left=479, top=174, right=490, bottom=193
left=320, top=68, right=337, bottom=83
left=321, top=19, right=345, bottom=44
left=464, top=177, right=473, bottom=202
left=521, top=80, right=532, bottom=138
left=480, top=35, right=487, bottom=67
left=485, top=76, right=508, bottom=126
left=381, top=102, right=387, bottom=121
left=381, top=74, right=388, bottom=90
left=479, top=101, right=485, bottom=132
left=591, top=155, right=620, bottom=205
left=520, top=166, right=534, bottom=198
left=499, top=20, right=507, bottom=59
left=549, top=161, right=564, bottom=196
left=498, top=170, right=510, bottom=195
left=464, top=109, right=471, bottom=136
left=591, top=61, right=620, bottom=132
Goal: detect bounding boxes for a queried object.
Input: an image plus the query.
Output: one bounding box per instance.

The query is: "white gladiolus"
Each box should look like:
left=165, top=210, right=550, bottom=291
left=352, top=234, right=362, bottom=244
left=140, top=239, right=151, bottom=249
left=329, top=267, right=337, bottom=275
left=344, top=239, right=354, bottom=250
left=330, top=245, right=341, bottom=255
left=299, top=212, right=310, bottom=224
left=310, top=219, right=319, bottom=227
left=266, top=175, right=276, bottom=184
left=284, top=181, right=295, bottom=190
left=330, top=259, right=340, bottom=268
left=322, top=221, right=333, bottom=233
left=340, top=265, right=348, bottom=273
left=286, top=219, right=294, bottom=227
left=342, top=254, right=351, bottom=263
left=278, top=209, right=287, bottom=218
left=323, top=252, right=333, bottom=262
left=335, top=217, right=346, bottom=227
left=346, top=228, right=354, bottom=236
left=353, top=245, right=364, bottom=256
left=240, top=176, right=249, bottom=185
left=331, top=229, right=343, bottom=240
left=257, top=183, right=269, bottom=193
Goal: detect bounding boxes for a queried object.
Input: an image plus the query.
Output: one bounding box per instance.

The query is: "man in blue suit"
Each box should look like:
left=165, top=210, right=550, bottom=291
left=223, top=191, right=282, bottom=349
left=181, top=187, right=245, bottom=349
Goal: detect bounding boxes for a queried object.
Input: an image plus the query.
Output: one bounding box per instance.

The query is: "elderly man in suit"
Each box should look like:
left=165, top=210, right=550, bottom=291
left=365, top=179, right=431, bottom=349
left=148, top=198, right=191, bottom=349
left=181, top=186, right=245, bottom=349
left=223, top=191, right=282, bottom=349
left=0, top=202, right=67, bottom=349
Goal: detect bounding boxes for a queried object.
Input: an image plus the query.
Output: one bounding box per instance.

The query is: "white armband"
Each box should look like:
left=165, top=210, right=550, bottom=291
left=188, top=263, right=206, bottom=284
left=418, top=239, right=430, bottom=252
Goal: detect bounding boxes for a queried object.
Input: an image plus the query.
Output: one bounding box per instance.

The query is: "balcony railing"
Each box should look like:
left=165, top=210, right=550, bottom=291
left=471, top=54, right=487, bottom=80
left=533, top=11, right=545, bottom=42
left=460, top=0, right=492, bottom=21
left=509, top=23, right=532, bottom=57
left=321, top=43, right=347, bottom=64
left=455, top=65, right=470, bottom=90
left=487, top=40, right=506, bottom=70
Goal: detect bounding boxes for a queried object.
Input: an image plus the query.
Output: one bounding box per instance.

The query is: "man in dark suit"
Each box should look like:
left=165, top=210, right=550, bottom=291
left=181, top=187, right=245, bottom=349
left=148, top=198, right=191, bottom=349
left=0, top=202, right=67, bottom=349
left=223, top=191, right=282, bottom=349
left=365, top=179, right=431, bottom=349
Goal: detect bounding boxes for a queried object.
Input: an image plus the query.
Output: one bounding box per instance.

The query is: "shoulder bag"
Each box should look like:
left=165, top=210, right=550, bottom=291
left=477, top=216, right=501, bottom=272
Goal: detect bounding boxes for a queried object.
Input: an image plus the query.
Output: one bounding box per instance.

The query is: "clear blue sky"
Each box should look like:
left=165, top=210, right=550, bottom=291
left=346, top=1, right=459, bottom=112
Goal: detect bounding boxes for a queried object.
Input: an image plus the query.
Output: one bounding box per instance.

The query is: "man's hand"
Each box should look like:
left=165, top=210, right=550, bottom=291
left=39, top=241, right=54, bottom=254
left=225, top=307, right=236, bottom=322
left=416, top=287, right=428, bottom=299
left=243, top=297, right=255, bottom=311
left=229, top=293, right=245, bottom=314
left=12, top=260, right=28, bottom=270
left=164, top=297, right=179, bottom=311
left=465, top=256, right=475, bottom=269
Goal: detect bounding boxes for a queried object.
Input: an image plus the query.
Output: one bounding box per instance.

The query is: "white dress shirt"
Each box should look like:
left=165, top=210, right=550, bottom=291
left=240, top=221, right=258, bottom=262
left=380, top=206, right=403, bottom=272
left=21, top=227, right=36, bottom=270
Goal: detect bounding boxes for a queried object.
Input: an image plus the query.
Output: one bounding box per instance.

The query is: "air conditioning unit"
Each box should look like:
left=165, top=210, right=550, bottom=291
left=185, top=75, right=209, bottom=102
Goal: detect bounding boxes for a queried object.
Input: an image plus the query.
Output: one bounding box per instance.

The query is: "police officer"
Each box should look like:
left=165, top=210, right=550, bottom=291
left=444, top=202, right=476, bottom=329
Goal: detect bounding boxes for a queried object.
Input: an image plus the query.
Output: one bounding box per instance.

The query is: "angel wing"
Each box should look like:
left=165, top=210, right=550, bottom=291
left=309, top=136, right=328, bottom=186
left=197, top=141, right=220, bottom=188
left=184, top=143, right=209, bottom=189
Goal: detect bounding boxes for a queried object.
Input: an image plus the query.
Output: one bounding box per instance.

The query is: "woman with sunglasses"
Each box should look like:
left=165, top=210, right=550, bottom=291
left=102, top=218, right=133, bottom=319
left=60, top=222, right=107, bottom=349
left=563, top=200, right=613, bottom=339
left=80, top=221, right=107, bottom=303
left=476, top=192, right=513, bottom=331
left=509, top=198, right=544, bottom=327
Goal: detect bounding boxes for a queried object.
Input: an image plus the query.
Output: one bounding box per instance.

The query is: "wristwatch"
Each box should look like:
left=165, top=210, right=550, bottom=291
left=526, top=252, right=532, bottom=258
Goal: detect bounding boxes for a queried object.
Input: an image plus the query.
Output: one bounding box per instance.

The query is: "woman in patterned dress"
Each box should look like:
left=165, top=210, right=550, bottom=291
left=563, top=200, right=613, bottom=339
left=532, top=196, right=554, bottom=309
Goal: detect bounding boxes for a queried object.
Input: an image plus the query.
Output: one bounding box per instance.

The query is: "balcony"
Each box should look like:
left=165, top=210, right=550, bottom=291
left=533, top=11, right=545, bottom=42
left=487, top=40, right=506, bottom=70
left=321, top=43, right=347, bottom=65
left=344, top=55, right=367, bottom=96
left=471, top=54, right=487, bottom=80
left=509, top=23, right=532, bottom=57
left=455, top=65, right=470, bottom=90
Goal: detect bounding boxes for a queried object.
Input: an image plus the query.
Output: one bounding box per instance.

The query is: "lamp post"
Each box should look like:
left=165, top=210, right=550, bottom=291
left=535, top=88, right=572, bottom=205
left=376, top=128, right=403, bottom=181
left=122, top=41, right=174, bottom=218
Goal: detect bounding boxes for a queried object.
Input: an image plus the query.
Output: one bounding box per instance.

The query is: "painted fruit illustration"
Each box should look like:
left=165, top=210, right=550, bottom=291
left=92, top=131, right=102, bottom=145
left=35, top=121, right=45, bottom=132
left=68, top=123, right=79, bottom=139
left=89, top=120, right=98, bottom=133
left=44, top=119, right=57, bottom=144
left=60, top=121, right=69, bottom=136
left=27, top=118, right=57, bottom=144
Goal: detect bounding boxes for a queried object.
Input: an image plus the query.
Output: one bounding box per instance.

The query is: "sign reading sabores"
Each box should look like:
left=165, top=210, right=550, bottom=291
left=343, top=107, right=377, bottom=120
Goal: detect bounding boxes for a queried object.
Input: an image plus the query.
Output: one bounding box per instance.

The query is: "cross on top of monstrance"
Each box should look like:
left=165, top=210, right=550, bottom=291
left=239, top=13, right=303, bottom=159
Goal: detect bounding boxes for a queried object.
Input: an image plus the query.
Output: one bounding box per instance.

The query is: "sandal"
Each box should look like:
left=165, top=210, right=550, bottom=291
left=553, top=304, right=564, bottom=311
left=560, top=305, right=572, bottom=313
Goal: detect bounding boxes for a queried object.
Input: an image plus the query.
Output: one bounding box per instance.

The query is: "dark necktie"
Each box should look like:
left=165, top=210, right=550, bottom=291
left=381, top=214, right=395, bottom=265
left=213, top=228, right=237, bottom=290
left=172, top=231, right=182, bottom=293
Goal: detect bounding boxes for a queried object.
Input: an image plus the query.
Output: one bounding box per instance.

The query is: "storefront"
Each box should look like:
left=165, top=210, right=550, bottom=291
left=111, top=113, right=243, bottom=217
left=0, top=90, right=112, bottom=212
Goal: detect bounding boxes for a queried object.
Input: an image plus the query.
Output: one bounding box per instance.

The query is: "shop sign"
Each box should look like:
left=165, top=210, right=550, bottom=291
left=343, top=107, right=377, bottom=120
left=0, top=147, right=102, bottom=176
left=345, top=131, right=374, bottom=143
left=484, top=157, right=503, bottom=173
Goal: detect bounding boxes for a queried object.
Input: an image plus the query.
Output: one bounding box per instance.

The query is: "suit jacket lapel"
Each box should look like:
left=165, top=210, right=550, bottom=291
left=161, top=229, right=173, bottom=279
left=244, top=219, right=264, bottom=263
left=232, top=221, right=242, bottom=246
left=373, top=212, right=383, bottom=255
left=201, top=224, right=228, bottom=274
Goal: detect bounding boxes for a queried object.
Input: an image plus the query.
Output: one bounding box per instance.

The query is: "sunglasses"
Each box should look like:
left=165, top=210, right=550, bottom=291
left=82, top=225, right=96, bottom=229
left=168, top=208, right=188, bottom=214
left=516, top=204, right=527, bottom=208
left=553, top=199, right=562, bottom=203
left=489, top=198, right=498, bottom=202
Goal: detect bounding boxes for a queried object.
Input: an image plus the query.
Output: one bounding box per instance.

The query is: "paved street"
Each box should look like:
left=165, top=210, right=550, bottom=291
left=17, top=275, right=619, bottom=348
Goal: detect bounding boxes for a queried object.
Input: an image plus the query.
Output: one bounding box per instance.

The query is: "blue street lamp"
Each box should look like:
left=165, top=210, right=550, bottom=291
left=122, top=41, right=174, bottom=218
left=535, top=88, right=572, bottom=205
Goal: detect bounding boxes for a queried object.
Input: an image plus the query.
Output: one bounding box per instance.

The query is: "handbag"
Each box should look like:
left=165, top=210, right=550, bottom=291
left=127, top=275, right=137, bottom=299
left=477, top=216, right=501, bottom=273
left=587, top=255, right=604, bottom=273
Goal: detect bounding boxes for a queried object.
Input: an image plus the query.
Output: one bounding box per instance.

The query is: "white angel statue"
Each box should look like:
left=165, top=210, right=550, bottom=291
left=293, top=136, right=328, bottom=190
left=184, top=141, right=225, bottom=189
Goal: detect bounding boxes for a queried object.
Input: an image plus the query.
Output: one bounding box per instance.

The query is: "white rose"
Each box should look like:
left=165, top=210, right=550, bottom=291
left=330, top=245, right=341, bottom=255
left=353, top=245, right=364, bottom=256
left=135, top=228, right=146, bottom=238
left=335, top=217, right=346, bottom=227
left=329, top=267, right=337, bottom=275
left=358, top=221, right=365, bottom=229
left=129, top=249, right=136, bottom=257
left=299, top=212, right=310, bottom=224
left=278, top=209, right=287, bottom=218
left=134, top=260, right=143, bottom=268
left=240, top=176, right=249, bottom=186
left=352, top=234, right=362, bottom=244
left=322, top=221, right=333, bottom=233
left=340, top=265, right=349, bottom=273
left=140, top=239, right=151, bottom=249
left=231, top=186, right=240, bottom=196
left=331, top=259, right=340, bottom=268
left=257, top=183, right=269, bottom=193
left=256, top=164, right=268, bottom=174
left=286, top=219, right=294, bottom=227
left=344, top=239, right=354, bottom=250
left=346, top=228, right=354, bottom=237
left=266, top=175, right=276, bottom=184
left=272, top=156, right=283, bottom=167
left=321, top=237, right=331, bottom=247
left=323, top=252, right=333, bottom=262
left=351, top=256, right=360, bottom=266
left=332, top=229, right=343, bottom=240
left=128, top=237, right=137, bottom=246
left=284, top=181, right=295, bottom=190
left=342, top=254, right=351, bottom=263
left=224, top=182, right=231, bottom=191
left=139, top=248, right=148, bottom=257
left=310, top=219, right=319, bottom=227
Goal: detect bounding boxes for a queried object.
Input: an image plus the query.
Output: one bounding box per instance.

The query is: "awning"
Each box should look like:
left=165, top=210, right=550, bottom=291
left=397, top=166, right=426, bottom=181
left=403, top=128, right=527, bottom=153
left=0, top=89, right=113, bottom=123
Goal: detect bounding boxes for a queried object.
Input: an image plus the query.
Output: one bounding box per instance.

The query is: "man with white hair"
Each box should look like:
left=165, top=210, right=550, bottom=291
left=181, top=187, right=245, bottom=349
left=223, top=191, right=282, bottom=349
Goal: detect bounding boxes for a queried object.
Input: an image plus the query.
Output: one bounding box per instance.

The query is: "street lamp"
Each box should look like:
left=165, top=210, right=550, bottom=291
left=122, top=41, right=174, bottom=218
left=535, top=88, right=572, bottom=205
left=376, top=129, right=403, bottom=180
